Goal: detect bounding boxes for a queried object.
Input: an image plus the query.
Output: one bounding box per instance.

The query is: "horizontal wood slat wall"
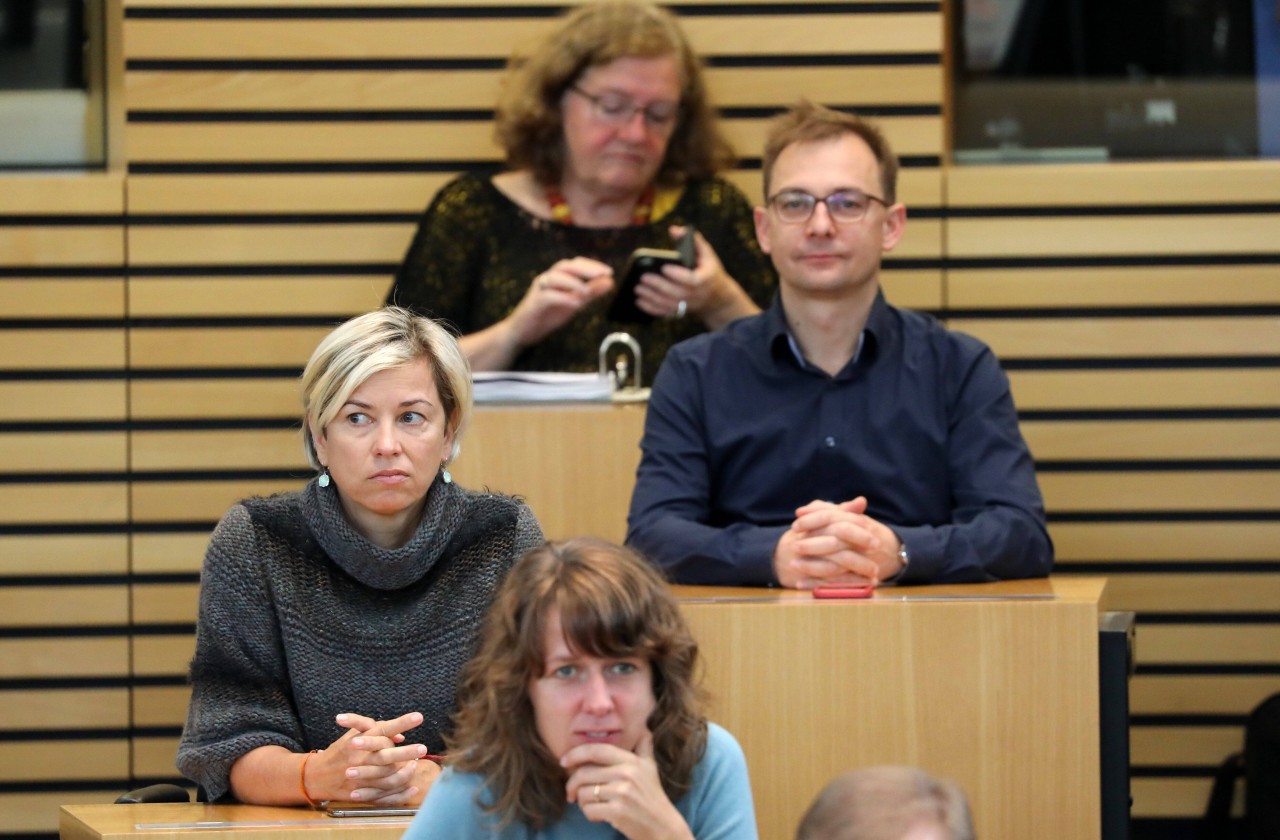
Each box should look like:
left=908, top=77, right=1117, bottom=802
left=0, top=171, right=129, bottom=831
left=948, top=159, right=1280, bottom=827
left=1, top=0, right=1275, bottom=834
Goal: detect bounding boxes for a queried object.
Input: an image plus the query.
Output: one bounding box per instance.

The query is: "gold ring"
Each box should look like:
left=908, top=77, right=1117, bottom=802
left=594, top=783, right=601, bottom=802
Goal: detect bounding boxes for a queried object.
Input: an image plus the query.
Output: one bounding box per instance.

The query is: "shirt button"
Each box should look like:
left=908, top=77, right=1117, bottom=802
left=824, top=436, right=836, bottom=448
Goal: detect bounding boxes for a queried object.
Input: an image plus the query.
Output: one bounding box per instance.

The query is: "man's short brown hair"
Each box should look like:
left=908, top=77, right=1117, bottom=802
left=761, top=100, right=899, bottom=204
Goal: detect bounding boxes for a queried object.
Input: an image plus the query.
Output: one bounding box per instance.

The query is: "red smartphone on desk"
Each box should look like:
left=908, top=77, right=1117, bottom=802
left=812, top=583, right=874, bottom=599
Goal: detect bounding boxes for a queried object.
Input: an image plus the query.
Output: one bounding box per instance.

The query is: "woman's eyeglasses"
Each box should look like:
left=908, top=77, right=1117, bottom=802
left=767, top=189, right=888, bottom=223
left=570, top=86, right=680, bottom=131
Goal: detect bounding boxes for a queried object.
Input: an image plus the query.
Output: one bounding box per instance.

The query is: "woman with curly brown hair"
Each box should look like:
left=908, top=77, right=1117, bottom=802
left=385, top=1, right=774, bottom=385
left=402, top=538, right=757, bottom=839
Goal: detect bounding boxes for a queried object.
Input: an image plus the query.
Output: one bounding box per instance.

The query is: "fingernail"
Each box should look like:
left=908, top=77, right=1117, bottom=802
left=346, top=767, right=358, bottom=779
left=352, top=738, right=364, bottom=749
left=350, top=791, right=362, bottom=801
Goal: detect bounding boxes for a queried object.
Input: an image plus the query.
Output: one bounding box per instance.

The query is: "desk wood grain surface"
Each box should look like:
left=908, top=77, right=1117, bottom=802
left=60, top=803, right=410, bottom=840
left=673, top=577, right=1108, bottom=840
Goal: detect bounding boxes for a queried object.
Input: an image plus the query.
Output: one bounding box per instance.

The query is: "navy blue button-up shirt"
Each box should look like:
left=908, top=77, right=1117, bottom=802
left=626, top=293, right=1053, bottom=586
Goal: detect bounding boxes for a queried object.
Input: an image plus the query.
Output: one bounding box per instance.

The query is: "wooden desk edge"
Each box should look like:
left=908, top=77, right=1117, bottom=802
left=672, top=575, right=1107, bottom=605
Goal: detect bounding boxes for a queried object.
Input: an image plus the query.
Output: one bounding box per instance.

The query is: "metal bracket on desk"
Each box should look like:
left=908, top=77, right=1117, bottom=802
left=599, top=332, right=641, bottom=391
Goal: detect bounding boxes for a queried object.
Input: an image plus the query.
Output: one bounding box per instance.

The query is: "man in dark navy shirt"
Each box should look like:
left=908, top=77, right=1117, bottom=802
left=626, top=102, right=1053, bottom=587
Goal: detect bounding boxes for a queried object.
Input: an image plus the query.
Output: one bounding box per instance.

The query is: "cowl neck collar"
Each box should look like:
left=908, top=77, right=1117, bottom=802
left=298, top=476, right=463, bottom=591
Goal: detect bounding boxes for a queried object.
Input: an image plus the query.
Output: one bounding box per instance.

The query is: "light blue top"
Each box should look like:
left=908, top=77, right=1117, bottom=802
left=402, top=722, right=757, bottom=839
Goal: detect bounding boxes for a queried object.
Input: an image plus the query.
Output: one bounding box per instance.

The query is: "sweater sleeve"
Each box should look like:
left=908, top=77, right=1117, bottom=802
left=513, top=501, right=546, bottom=558
left=174, top=505, right=303, bottom=801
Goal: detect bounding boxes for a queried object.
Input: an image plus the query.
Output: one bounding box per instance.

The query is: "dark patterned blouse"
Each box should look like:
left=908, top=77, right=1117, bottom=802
left=385, top=173, right=776, bottom=385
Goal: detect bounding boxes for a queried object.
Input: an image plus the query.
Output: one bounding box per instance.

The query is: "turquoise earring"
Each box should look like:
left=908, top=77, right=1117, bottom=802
left=441, top=461, right=452, bottom=484
left=318, top=467, right=330, bottom=488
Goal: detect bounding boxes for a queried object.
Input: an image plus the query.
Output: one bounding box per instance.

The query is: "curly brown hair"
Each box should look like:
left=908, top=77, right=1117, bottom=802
left=445, top=537, right=708, bottom=829
left=494, top=1, right=734, bottom=188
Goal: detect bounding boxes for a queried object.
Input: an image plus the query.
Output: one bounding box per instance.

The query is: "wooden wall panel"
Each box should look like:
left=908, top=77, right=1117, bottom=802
left=133, top=636, right=194, bottom=678
left=134, top=736, right=183, bottom=778
left=1041, top=472, right=1278, bottom=513
left=0, top=381, right=127, bottom=422
left=0, top=535, right=129, bottom=576
left=132, top=583, right=200, bottom=625
left=950, top=265, right=1280, bottom=308
left=128, top=327, right=332, bottom=368
left=129, top=277, right=387, bottom=317
left=1051, top=522, right=1280, bottom=562
left=1139, top=624, right=1280, bottom=662
left=123, top=14, right=939, bottom=60
left=0, top=742, right=130, bottom=783
left=131, top=534, right=210, bottom=575
left=951, top=316, right=1280, bottom=359
left=0, top=688, right=129, bottom=729
left=0, top=484, right=130, bottom=525
left=131, top=479, right=307, bottom=523
left=1009, top=369, right=1280, bottom=410
left=0, top=278, right=125, bottom=318
left=130, top=379, right=300, bottom=420
left=134, top=685, right=190, bottom=727
left=1102, top=575, right=1280, bottom=615
left=0, top=432, right=128, bottom=474
left=0, top=792, right=118, bottom=835
left=132, top=429, right=304, bottom=471
left=0, top=329, right=126, bottom=370
left=127, top=223, right=414, bottom=264
left=0, top=639, right=128, bottom=679
left=0, top=166, right=128, bottom=832
left=0, top=586, right=128, bottom=628
left=946, top=153, right=1280, bottom=824
left=1132, top=676, right=1280, bottom=715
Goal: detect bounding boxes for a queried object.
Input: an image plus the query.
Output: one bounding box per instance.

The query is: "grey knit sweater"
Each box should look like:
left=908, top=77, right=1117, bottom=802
left=175, top=477, right=543, bottom=801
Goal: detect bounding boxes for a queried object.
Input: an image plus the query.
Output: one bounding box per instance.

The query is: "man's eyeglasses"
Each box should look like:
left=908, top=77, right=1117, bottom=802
left=767, top=189, right=888, bottom=224
left=569, top=86, right=680, bottom=131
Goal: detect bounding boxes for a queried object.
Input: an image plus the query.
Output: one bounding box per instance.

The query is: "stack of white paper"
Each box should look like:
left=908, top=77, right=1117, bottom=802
left=472, top=371, right=615, bottom=403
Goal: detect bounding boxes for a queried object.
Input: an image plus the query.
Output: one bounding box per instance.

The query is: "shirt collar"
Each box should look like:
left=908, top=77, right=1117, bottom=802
left=765, top=290, right=891, bottom=374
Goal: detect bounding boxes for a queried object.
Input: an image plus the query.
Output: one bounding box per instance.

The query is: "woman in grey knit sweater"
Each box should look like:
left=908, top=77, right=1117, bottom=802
left=175, top=307, right=544, bottom=809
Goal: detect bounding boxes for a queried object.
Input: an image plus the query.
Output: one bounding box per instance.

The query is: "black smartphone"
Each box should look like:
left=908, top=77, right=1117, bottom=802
left=607, top=226, right=696, bottom=324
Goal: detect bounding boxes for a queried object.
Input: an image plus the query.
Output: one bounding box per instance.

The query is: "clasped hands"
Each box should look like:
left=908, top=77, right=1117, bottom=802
left=307, top=710, right=440, bottom=807
left=773, top=496, right=904, bottom=590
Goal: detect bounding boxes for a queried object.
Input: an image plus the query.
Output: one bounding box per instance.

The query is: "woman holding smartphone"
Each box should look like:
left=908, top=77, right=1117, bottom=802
left=385, top=1, right=774, bottom=384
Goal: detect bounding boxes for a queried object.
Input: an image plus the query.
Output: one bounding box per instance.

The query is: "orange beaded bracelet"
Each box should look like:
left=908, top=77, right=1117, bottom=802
left=299, top=749, right=321, bottom=809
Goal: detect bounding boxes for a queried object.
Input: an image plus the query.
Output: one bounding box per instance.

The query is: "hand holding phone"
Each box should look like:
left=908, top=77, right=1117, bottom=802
left=607, top=226, right=697, bottom=324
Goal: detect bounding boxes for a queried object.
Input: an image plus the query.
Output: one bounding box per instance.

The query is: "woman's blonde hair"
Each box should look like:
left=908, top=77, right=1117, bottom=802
left=494, top=1, right=734, bottom=187
left=447, top=538, right=708, bottom=828
left=300, top=307, right=472, bottom=469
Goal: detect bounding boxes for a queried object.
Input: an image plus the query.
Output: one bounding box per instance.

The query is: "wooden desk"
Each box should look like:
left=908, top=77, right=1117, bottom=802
left=674, top=577, right=1108, bottom=840
left=60, top=804, right=410, bottom=840
left=452, top=402, right=646, bottom=543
